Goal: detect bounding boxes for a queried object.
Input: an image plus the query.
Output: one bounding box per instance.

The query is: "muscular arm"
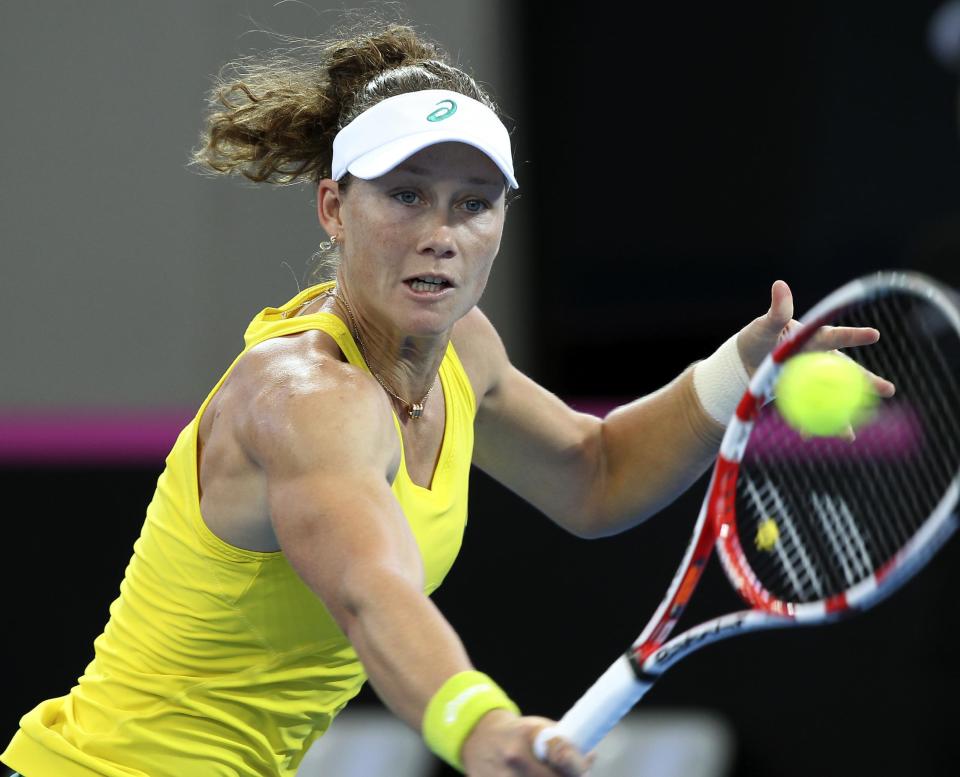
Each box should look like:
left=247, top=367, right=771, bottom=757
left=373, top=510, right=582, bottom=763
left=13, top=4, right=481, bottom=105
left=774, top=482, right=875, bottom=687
left=461, top=310, right=723, bottom=539
left=238, top=343, right=589, bottom=776
left=241, top=351, right=472, bottom=729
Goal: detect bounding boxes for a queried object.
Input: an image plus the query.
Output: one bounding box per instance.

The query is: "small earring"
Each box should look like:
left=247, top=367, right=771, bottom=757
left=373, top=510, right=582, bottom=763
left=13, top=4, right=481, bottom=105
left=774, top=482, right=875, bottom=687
left=330, top=234, right=339, bottom=246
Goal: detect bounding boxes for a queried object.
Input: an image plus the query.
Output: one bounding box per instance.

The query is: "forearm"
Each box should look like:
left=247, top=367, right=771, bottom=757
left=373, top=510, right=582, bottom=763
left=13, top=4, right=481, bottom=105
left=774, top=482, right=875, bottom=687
left=473, top=366, right=724, bottom=539
left=342, top=571, right=475, bottom=730
left=473, top=332, right=744, bottom=539
left=590, top=365, right=724, bottom=536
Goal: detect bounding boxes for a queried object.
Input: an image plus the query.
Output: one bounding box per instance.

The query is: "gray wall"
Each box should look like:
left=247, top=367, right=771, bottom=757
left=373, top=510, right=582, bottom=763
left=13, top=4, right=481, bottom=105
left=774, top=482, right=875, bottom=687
left=0, top=0, right=530, bottom=410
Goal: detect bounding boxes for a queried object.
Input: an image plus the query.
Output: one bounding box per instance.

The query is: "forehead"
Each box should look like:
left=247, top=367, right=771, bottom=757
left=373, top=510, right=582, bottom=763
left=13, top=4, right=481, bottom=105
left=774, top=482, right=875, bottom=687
left=385, top=142, right=505, bottom=187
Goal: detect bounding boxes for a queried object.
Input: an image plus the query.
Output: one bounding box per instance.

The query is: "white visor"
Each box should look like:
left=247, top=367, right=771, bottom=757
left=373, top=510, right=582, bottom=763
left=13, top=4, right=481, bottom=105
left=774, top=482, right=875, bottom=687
left=331, top=89, right=518, bottom=189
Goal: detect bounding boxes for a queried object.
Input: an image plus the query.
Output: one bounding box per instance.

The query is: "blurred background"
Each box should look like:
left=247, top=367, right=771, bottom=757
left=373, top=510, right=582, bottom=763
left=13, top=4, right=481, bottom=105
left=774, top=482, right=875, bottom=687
left=3, top=1, right=960, bottom=775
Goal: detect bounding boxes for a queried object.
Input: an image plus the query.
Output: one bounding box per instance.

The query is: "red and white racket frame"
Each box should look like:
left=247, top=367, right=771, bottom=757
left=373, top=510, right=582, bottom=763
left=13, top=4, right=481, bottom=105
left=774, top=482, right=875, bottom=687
left=534, top=271, right=960, bottom=759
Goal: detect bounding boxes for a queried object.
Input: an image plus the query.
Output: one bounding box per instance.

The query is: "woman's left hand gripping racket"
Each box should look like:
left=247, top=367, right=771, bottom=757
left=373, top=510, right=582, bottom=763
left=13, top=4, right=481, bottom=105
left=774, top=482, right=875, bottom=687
left=535, top=270, right=960, bottom=759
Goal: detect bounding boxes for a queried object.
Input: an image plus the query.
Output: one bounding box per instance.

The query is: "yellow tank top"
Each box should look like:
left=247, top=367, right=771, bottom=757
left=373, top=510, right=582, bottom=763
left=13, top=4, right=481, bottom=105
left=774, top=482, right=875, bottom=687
left=1, top=281, right=476, bottom=777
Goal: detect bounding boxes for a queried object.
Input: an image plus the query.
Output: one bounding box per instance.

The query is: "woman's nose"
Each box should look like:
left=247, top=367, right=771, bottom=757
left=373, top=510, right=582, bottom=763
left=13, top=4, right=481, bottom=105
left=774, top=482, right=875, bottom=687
left=418, top=222, right=457, bottom=259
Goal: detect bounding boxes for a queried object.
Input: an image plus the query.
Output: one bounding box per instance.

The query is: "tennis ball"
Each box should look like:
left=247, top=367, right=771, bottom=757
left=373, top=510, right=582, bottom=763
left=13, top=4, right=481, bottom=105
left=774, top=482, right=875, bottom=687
left=775, top=352, right=877, bottom=437
left=755, top=518, right=780, bottom=552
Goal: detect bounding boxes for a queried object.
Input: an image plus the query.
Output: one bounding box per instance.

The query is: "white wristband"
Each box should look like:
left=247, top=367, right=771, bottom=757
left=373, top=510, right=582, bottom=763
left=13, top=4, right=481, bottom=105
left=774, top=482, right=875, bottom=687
left=692, top=333, right=750, bottom=426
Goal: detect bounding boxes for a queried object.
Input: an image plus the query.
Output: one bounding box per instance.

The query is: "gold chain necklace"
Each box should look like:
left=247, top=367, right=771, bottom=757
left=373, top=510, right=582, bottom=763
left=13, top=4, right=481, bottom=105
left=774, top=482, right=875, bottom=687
left=330, top=288, right=435, bottom=420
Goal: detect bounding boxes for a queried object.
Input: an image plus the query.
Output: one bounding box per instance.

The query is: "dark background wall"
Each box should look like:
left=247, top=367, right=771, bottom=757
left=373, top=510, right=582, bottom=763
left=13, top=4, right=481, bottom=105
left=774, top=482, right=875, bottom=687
left=520, top=1, right=960, bottom=392
left=4, top=2, right=960, bottom=777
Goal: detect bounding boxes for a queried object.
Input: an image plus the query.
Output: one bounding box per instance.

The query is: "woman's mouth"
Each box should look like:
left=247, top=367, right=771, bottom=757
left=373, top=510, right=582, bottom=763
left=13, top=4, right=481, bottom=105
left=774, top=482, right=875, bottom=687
left=405, top=276, right=452, bottom=293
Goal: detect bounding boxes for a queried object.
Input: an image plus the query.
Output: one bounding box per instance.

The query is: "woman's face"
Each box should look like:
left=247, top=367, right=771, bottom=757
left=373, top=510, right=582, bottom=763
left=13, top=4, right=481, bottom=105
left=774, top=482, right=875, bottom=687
left=324, top=141, right=507, bottom=338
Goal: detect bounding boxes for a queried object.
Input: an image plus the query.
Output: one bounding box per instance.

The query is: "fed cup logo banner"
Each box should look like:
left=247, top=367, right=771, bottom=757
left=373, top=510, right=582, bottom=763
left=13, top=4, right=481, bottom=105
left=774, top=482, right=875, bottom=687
left=427, top=99, right=457, bottom=122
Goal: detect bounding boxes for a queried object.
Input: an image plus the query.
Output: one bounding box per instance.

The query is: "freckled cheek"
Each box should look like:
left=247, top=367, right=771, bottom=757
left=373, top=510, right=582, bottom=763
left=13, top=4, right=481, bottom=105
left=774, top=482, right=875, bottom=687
left=385, top=216, right=422, bottom=247
left=467, top=225, right=502, bottom=269
left=354, top=217, right=416, bottom=276
left=463, top=247, right=499, bottom=295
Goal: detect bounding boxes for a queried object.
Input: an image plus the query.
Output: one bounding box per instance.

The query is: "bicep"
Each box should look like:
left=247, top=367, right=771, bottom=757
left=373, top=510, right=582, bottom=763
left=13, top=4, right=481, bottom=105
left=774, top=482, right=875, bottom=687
left=241, top=357, right=424, bottom=629
left=268, top=467, right=424, bottom=626
left=473, top=362, right=605, bottom=533
left=453, top=308, right=605, bottom=532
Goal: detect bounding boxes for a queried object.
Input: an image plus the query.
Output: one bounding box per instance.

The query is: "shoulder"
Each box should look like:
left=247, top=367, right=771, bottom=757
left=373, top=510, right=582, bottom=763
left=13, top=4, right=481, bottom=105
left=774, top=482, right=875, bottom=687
left=450, top=306, right=511, bottom=403
left=225, top=329, right=399, bottom=478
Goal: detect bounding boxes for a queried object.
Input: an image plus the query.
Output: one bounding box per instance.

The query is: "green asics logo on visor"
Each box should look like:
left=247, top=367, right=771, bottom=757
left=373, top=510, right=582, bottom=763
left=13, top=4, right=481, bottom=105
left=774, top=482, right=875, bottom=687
left=427, top=99, right=457, bottom=122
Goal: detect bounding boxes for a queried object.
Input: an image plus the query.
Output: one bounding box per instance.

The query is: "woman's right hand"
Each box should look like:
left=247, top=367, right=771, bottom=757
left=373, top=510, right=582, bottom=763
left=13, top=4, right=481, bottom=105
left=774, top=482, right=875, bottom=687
left=460, top=709, right=592, bottom=776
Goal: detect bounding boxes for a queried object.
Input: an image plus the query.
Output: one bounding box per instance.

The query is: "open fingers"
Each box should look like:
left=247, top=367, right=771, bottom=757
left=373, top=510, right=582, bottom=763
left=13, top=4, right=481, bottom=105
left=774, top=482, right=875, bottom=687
left=862, top=366, right=896, bottom=398
left=804, top=324, right=880, bottom=352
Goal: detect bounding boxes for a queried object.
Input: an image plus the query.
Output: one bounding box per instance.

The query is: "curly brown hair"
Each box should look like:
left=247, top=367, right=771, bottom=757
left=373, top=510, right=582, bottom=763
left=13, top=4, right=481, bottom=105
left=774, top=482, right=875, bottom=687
left=190, top=17, right=509, bottom=284
left=191, top=19, right=505, bottom=187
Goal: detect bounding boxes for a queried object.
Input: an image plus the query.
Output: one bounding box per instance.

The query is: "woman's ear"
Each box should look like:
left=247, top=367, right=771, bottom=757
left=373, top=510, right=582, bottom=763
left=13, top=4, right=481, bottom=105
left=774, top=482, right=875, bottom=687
left=317, top=179, right=343, bottom=237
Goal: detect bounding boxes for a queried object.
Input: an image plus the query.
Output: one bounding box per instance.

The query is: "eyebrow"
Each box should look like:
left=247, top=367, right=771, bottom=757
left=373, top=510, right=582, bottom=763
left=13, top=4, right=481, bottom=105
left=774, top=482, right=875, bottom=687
left=395, top=163, right=503, bottom=188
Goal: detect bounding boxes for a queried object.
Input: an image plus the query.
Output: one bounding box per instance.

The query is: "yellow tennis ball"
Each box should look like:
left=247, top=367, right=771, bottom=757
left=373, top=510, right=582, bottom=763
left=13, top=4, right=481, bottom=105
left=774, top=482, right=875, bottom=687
left=755, top=518, right=780, bottom=552
left=775, top=352, right=877, bottom=437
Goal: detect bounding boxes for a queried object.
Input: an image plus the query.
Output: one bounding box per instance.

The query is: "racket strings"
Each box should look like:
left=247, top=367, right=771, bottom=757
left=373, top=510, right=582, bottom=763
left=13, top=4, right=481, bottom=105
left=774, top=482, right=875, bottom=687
left=844, top=299, right=948, bottom=542
left=896, top=294, right=960, bottom=478
left=787, top=436, right=872, bottom=594
left=854, top=297, right=959, bottom=529
left=744, top=409, right=872, bottom=598
left=736, top=290, right=960, bottom=604
left=865, top=294, right=960, bottom=517
left=741, top=474, right=825, bottom=599
left=821, top=293, right=955, bottom=568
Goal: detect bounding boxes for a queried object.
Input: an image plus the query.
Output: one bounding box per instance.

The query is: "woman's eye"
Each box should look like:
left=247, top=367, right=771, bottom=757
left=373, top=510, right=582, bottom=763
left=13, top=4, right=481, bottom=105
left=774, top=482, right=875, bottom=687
left=462, top=199, right=488, bottom=213
left=393, top=191, right=420, bottom=205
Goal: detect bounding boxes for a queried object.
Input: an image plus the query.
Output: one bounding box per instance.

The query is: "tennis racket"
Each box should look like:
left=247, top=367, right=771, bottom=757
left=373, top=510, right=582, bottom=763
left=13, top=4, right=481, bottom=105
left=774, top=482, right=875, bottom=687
left=535, top=270, right=960, bottom=759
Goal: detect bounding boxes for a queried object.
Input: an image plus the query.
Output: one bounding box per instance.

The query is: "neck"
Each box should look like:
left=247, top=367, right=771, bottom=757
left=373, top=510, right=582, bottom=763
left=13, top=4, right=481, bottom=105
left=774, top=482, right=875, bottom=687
left=329, top=281, right=448, bottom=413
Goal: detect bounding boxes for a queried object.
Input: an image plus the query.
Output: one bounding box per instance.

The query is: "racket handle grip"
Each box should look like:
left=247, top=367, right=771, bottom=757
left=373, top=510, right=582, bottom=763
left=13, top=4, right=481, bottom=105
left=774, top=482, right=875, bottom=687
left=533, top=654, right=652, bottom=760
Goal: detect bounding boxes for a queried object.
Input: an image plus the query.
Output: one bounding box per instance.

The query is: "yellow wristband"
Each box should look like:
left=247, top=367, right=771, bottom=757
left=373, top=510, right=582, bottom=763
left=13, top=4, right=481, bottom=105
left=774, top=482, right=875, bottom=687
left=422, top=670, right=521, bottom=773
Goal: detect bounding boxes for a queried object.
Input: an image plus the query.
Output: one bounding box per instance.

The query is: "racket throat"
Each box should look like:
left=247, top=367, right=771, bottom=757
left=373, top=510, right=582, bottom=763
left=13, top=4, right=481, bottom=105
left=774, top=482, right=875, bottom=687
left=626, top=647, right=664, bottom=684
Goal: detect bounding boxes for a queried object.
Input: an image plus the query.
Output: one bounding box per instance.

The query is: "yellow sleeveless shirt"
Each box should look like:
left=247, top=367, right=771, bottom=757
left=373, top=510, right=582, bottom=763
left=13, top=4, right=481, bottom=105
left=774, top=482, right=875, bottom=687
left=2, top=282, right=476, bottom=777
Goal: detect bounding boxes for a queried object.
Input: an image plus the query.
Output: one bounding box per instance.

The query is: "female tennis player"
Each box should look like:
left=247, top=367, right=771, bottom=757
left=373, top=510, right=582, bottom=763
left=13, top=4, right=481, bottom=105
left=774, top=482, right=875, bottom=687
left=0, top=20, right=892, bottom=777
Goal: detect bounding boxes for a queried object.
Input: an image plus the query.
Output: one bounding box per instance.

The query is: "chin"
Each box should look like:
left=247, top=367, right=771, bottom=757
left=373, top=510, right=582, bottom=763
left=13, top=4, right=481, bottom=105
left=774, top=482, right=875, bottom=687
left=403, top=305, right=468, bottom=338
left=405, top=316, right=458, bottom=339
